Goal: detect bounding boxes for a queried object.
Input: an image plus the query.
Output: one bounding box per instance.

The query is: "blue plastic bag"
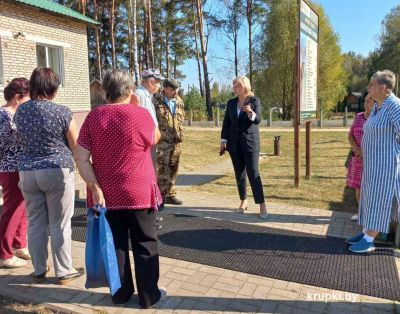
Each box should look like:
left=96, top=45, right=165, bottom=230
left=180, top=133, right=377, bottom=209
left=85, top=206, right=121, bottom=295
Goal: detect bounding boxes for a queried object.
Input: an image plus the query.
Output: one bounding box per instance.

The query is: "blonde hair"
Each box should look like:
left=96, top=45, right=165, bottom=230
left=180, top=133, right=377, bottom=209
left=233, top=76, right=254, bottom=97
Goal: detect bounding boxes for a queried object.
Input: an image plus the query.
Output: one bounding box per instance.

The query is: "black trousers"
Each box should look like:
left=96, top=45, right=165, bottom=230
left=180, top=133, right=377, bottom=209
left=106, top=209, right=161, bottom=308
left=229, top=150, right=265, bottom=204
left=151, top=145, right=157, bottom=170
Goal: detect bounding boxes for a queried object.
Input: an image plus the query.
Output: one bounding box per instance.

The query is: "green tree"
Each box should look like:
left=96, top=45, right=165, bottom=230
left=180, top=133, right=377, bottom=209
left=221, top=0, right=245, bottom=77
left=378, top=5, right=400, bottom=71
left=254, top=0, right=347, bottom=119
left=184, top=86, right=205, bottom=110
left=211, top=82, right=233, bottom=105
left=254, top=0, right=297, bottom=120
left=314, top=3, right=347, bottom=113
left=56, top=0, right=195, bottom=82
left=195, top=0, right=213, bottom=120
left=368, top=4, right=400, bottom=91
left=343, top=52, right=369, bottom=92
left=183, top=86, right=208, bottom=120
left=246, top=0, right=267, bottom=85
left=211, top=81, right=220, bottom=104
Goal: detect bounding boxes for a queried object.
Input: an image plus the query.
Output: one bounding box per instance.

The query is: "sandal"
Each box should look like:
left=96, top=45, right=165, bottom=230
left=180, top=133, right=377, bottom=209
left=236, top=207, right=247, bottom=214
left=259, top=212, right=268, bottom=220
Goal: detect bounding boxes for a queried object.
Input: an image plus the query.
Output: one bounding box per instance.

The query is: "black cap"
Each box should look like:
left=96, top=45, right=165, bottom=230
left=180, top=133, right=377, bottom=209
left=163, top=78, right=180, bottom=89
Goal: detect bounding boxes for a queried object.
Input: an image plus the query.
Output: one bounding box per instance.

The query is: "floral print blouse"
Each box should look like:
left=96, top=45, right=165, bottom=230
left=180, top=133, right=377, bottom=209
left=0, top=108, right=23, bottom=172
left=14, top=100, right=74, bottom=171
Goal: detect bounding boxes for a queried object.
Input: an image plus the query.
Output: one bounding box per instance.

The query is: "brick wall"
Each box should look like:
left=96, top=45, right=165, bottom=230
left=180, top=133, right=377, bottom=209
left=0, top=0, right=91, bottom=112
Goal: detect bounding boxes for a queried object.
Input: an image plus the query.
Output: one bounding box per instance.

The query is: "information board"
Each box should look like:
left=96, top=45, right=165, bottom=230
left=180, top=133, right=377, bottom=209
left=299, top=0, right=319, bottom=119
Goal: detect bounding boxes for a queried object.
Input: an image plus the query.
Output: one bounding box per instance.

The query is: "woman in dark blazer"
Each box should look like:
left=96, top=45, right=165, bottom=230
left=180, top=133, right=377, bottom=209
left=220, top=76, right=267, bottom=219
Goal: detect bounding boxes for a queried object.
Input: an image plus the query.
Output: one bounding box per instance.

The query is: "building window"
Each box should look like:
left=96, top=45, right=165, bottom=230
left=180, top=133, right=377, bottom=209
left=36, top=44, right=64, bottom=85
left=0, top=39, right=4, bottom=84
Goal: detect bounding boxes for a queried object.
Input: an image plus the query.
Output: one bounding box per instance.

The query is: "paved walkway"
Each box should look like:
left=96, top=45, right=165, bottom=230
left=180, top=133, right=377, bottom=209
left=0, top=160, right=399, bottom=313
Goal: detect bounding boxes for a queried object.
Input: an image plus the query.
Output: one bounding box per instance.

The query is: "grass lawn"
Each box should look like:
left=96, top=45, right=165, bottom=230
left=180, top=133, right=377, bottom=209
left=180, top=129, right=230, bottom=171
left=181, top=129, right=357, bottom=213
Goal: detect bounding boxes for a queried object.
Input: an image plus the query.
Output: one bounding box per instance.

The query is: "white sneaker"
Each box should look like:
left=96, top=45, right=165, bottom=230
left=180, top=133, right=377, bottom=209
left=351, top=214, right=359, bottom=221
left=13, top=248, right=31, bottom=260
left=0, top=256, right=27, bottom=268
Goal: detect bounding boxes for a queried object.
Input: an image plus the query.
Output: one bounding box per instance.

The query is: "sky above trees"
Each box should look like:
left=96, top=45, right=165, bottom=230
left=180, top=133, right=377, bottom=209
left=181, top=0, right=399, bottom=90
left=54, top=0, right=398, bottom=118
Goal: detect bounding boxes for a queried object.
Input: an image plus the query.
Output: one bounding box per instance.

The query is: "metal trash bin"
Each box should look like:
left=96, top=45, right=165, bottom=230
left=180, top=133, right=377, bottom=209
left=274, top=136, right=281, bottom=156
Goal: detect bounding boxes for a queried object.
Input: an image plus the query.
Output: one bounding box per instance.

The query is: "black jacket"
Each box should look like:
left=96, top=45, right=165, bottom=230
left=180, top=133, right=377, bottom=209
left=221, top=96, right=262, bottom=153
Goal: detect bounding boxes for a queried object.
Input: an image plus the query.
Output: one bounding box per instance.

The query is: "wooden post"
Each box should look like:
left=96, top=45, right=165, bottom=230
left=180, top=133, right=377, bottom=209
left=294, top=121, right=300, bottom=187
left=189, top=108, right=193, bottom=126
left=318, top=105, right=323, bottom=128
left=395, top=223, right=400, bottom=249
left=269, top=107, right=272, bottom=127
left=294, top=39, right=300, bottom=187
left=216, top=105, right=220, bottom=127
left=305, top=121, right=311, bottom=179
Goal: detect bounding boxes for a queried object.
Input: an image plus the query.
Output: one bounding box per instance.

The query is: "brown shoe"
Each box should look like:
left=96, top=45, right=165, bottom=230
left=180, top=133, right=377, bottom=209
left=58, top=267, right=85, bottom=285
left=32, top=265, right=50, bottom=283
left=165, top=196, right=183, bottom=205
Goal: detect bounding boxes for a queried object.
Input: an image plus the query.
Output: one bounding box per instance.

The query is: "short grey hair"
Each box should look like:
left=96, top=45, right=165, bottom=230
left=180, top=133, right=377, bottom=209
left=370, top=70, right=396, bottom=91
left=102, top=69, right=134, bottom=102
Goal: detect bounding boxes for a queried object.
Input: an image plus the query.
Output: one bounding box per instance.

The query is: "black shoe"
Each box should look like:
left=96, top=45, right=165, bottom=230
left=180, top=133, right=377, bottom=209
left=112, top=294, right=133, bottom=305
left=58, top=267, right=85, bottom=285
left=112, top=288, right=134, bottom=305
left=32, top=265, right=50, bottom=283
left=141, top=287, right=167, bottom=309
left=158, top=202, right=165, bottom=211
left=165, top=196, right=183, bottom=205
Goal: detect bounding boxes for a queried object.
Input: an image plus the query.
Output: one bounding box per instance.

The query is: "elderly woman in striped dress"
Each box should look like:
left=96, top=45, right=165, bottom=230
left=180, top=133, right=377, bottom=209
left=346, top=70, right=400, bottom=253
left=346, top=92, right=374, bottom=221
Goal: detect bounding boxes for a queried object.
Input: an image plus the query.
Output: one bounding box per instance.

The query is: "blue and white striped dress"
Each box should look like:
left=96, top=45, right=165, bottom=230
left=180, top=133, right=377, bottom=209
left=359, top=93, right=400, bottom=233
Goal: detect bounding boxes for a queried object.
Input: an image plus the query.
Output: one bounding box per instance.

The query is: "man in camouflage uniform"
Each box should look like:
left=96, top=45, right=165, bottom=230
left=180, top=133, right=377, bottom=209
left=153, top=78, right=184, bottom=205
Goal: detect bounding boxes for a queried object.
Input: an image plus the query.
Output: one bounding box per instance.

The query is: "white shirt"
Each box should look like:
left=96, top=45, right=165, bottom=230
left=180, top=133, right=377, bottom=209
left=135, top=85, right=158, bottom=127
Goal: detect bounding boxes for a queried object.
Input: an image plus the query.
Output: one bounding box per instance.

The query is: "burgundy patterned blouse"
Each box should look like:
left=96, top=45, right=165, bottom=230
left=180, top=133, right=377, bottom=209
left=78, top=104, right=162, bottom=210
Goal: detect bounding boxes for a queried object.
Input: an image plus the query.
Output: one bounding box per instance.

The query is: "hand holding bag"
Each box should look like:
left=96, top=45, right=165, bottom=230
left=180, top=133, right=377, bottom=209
left=85, top=205, right=121, bottom=295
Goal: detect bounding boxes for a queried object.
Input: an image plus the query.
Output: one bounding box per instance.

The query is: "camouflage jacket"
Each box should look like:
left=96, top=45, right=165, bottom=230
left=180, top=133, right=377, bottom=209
left=153, top=93, right=185, bottom=144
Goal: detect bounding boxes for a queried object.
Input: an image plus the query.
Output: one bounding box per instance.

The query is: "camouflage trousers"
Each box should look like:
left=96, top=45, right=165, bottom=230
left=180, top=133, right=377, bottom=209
left=156, top=141, right=182, bottom=199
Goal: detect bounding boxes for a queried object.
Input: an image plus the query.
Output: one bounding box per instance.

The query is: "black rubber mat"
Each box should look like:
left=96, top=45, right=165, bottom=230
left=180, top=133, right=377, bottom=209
left=71, top=203, right=400, bottom=301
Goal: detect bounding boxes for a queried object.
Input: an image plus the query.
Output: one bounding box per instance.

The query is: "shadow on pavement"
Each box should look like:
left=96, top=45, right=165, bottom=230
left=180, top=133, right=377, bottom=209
left=0, top=277, right=396, bottom=313
left=328, top=186, right=358, bottom=213
left=163, top=205, right=332, bottom=225
left=176, top=174, right=226, bottom=186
